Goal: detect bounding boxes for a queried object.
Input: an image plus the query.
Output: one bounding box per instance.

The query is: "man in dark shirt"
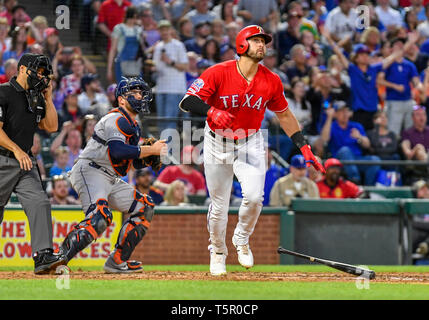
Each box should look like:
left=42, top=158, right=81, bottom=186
left=0, top=53, right=66, bottom=274
left=401, top=105, right=429, bottom=161
left=134, top=168, right=164, bottom=205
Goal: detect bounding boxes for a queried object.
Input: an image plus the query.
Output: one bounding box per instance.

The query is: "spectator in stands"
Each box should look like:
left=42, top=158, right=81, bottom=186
left=2, top=25, right=27, bottom=66
left=220, top=43, right=236, bottom=62
left=106, top=83, right=117, bottom=108
left=306, top=67, right=351, bottom=136
left=27, top=15, right=47, bottom=46
left=0, top=57, right=16, bottom=83
left=201, top=38, right=220, bottom=64
left=317, top=158, right=364, bottom=198
left=49, top=146, right=72, bottom=177
left=404, top=7, right=419, bottom=33
left=134, top=167, right=164, bottom=205
left=80, top=114, right=98, bottom=149
left=276, top=9, right=301, bottom=60
left=367, top=110, right=400, bottom=162
left=58, top=55, right=87, bottom=103
left=9, top=4, right=31, bottom=30
left=97, top=0, right=131, bottom=50
left=42, top=27, right=60, bottom=62
left=324, top=0, right=357, bottom=45
left=375, top=0, right=403, bottom=30
left=169, top=0, right=194, bottom=25
left=417, top=3, right=429, bottom=39
left=325, top=30, right=411, bottom=130
left=0, top=17, right=10, bottom=55
left=408, top=0, right=426, bottom=22
left=218, top=0, right=237, bottom=25
left=54, top=127, right=83, bottom=169
left=177, top=17, right=193, bottom=43
left=154, top=145, right=206, bottom=196
left=286, top=78, right=312, bottom=131
left=139, top=6, right=160, bottom=48
left=78, top=73, right=109, bottom=117
left=211, top=18, right=228, bottom=46
left=185, top=51, right=199, bottom=88
left=153, top=19, right=188, bottom=131
left=237, top=0, right=278, bottom=31
left=320, top=101, right=381, bottom=185
left=0, top=0, right=17, bottom=26
left=379, top=37, right=421, bottom=137
left=160, top=179, right=189, bottom=206
left=300, top=29, right=322, bottom=67
left=284, top=44, right=311, bottom=82
left=49, top=175, right=80, bottom=205
left=107, top=6, right=143, bottom=83
left=360, top=27, right=381, bottom=56
left=270, top=154, right=319, bottom=207
left=263, top=48, right=289, bottom=91
left=184, top=0, right=216, bottom=26
left=31, top=133, right=46, bottom=180
left=225, top=21, right=239, bottom=50
left=404, top=37, right=429, bottom=74
left=184, top=20, right=211, bottom=55
left=148, top=0, right=171, bottom=22
left=57, top=87, right=83, bottom=128
left=401, top=105, right=429, bottom=161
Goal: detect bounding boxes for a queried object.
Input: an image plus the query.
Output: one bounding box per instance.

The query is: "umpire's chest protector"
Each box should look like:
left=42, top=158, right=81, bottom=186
left=108, top=107, right=141, bottom=176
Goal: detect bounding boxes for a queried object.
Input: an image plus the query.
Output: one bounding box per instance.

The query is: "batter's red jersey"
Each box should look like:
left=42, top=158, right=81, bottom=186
left=186, top=60, right=288, bottom=138
left=316, top=178, right=363, bottom=199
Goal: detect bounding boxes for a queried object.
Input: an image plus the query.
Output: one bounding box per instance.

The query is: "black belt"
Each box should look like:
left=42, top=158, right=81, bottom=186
left=0, top=148, right=32, bottom=159
left=88, top=161, right=115, bottom=177
left=209, top=130, right=249, bottom=145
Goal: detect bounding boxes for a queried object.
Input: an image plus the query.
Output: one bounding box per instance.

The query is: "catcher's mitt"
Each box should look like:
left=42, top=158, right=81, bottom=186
left=140, top=137, right=163, bottom=172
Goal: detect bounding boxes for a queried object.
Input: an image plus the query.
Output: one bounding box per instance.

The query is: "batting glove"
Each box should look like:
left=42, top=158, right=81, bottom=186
left=207, top=107, right=235, bottom=128
left=300, top=144, right=326, bottom=173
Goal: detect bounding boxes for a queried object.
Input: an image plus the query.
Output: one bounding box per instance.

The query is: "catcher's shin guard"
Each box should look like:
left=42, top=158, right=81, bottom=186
left=112, top=192, right=154, bottom=264
left=60, top=199, right=112, bottom=262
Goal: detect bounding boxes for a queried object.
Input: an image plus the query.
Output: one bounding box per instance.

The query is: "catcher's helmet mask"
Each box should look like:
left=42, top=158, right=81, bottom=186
left=236, top=25, right=272, bottom=56
left=116, top=77, right=153, bottom=114
left=25, top=55, right=53, bottom=93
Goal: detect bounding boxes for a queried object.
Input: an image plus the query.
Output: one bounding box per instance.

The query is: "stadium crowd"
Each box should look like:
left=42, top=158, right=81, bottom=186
left=3, top=0, right=429, bottom=207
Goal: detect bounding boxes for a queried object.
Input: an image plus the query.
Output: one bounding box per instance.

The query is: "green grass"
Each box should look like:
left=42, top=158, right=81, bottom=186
left=1, top=265, right=429, bottom=300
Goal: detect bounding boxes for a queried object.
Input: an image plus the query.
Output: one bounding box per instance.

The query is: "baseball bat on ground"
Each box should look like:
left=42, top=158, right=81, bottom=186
left=277, top=247, right=376, bottom=280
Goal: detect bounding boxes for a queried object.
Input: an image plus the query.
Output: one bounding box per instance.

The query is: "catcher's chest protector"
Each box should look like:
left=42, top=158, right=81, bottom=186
left=108, top=107, right=141, bottom=176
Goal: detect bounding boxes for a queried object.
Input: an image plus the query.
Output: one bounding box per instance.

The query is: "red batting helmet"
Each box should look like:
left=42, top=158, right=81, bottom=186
left=235, top=25, right=272, bottom=55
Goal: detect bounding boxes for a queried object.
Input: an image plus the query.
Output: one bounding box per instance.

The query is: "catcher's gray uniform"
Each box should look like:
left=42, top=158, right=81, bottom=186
left=60, top=107, right=154, bottom=272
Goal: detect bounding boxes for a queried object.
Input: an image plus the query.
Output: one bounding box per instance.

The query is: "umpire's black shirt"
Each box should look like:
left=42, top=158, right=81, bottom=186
left=0, top=76, right=45, bottom=152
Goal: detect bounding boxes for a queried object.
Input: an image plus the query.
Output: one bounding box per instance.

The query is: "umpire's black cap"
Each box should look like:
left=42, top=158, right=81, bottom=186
left=18, top=53, right=50, bottom=69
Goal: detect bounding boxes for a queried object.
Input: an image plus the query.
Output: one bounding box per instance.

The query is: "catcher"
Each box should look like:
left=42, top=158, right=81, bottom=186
left=58, top=77, right=167, bottom=273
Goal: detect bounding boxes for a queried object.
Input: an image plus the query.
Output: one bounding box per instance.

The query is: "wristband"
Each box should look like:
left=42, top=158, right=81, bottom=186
left=290, top=131, right=308, bottom=149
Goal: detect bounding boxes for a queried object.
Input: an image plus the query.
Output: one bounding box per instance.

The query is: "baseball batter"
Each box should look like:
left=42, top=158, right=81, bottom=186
left=58, top=77, right=167, bottom=273
left=179, top=25, right=325, bottom=275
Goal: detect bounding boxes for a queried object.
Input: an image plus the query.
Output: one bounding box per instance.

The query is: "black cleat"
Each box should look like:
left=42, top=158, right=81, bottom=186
left=33, top=248, right=67, bottom=275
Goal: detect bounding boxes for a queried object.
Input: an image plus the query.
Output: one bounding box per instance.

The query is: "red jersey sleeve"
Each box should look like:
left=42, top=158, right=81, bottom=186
left=344, top=180, right=363, bottom=198
left=97, top=3, right=106, bottom=24
left=266, top=74, right=288, bottom=113
left=186, top=65, right=219, bottom=102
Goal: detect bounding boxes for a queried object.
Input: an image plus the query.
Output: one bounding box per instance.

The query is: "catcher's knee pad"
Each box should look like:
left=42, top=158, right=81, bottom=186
left=129, top=190, right=155, bottom=222
left=60, top=199, right=112, bottom=261
left=113, top=195, right=154, bottom=264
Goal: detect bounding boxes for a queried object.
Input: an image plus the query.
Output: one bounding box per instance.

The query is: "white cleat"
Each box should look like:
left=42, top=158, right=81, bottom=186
left=232, top=237, right=254, bottom=269
left=210, top=252, right=227, bottom=276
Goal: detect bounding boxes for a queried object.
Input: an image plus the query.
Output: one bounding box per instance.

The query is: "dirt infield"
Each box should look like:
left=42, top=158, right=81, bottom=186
left=1, top=270, right=429, bottom=284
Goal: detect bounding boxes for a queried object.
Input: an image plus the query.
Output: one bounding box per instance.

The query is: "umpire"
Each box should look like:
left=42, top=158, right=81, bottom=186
left=0, top=53, right=66, bottom=274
